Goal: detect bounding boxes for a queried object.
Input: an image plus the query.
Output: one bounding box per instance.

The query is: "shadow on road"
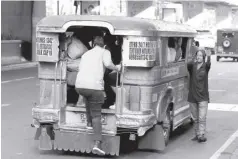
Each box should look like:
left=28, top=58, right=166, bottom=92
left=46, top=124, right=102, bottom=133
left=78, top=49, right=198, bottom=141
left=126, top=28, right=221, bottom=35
left=170, top=121, right=193, bottom=142
left=218, top=61, right=238, bottom=63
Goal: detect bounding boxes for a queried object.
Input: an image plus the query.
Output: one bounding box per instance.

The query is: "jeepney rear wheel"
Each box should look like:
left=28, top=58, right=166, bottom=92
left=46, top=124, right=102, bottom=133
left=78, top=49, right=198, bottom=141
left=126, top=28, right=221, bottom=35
left=162, top=108, right=172, bottom=146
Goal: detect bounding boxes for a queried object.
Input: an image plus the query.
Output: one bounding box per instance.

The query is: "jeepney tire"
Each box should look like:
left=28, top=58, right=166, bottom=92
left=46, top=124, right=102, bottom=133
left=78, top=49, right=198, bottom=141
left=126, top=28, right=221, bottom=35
left=163, top=108, right=171, bottom=146
left=216, top=56, right=220, bottom=62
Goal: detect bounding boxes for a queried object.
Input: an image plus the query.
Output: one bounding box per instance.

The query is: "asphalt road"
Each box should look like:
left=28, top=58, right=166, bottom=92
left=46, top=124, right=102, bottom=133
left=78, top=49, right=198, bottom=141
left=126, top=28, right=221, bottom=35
left=1, top=56, right=238, bottom=159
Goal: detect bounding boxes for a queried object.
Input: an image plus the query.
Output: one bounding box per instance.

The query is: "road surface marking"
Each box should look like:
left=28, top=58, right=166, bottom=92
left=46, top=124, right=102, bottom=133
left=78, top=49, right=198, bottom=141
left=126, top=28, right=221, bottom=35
left=209, top=78, right=238, bottom=81
left=217, top=72, right=225, bottom=76
left=208, top=103, right=238, bottom=112
left=1, top=77, right=35, bottom=84
left=210, top=129, right=238, bottom=159
left=209, top=90, right=226, bottom=92
left=1, top=104, right=10, bottom=107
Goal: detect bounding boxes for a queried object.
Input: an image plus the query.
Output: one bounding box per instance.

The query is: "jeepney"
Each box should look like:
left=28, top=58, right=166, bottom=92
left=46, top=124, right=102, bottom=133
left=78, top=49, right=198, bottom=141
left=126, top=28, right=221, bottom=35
left=216, top=28, right=238, bottom=62
left=32, top=15, right=197, bottom=156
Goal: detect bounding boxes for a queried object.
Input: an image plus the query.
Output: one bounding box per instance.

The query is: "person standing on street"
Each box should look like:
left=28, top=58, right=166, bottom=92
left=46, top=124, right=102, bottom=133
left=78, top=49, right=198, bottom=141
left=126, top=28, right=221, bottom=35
left=75, top=35, right=121, bottom=155
left=187, top=49, right=211, bottom=143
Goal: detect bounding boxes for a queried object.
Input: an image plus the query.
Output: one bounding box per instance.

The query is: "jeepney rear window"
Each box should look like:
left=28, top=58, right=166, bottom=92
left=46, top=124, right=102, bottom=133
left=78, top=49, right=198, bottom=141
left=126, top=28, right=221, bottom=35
left=222, top=32, right=234, bottom=38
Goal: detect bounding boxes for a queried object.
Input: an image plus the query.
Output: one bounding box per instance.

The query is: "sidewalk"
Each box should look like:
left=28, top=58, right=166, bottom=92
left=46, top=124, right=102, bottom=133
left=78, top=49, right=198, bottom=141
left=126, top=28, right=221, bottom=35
left=1, top=61, right=38, bottom=72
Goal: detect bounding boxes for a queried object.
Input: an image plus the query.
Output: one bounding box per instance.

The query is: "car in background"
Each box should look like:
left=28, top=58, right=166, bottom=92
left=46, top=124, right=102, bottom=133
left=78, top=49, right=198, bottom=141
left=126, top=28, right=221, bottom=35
left=216, top=28, right=238, bottom=62
left=194, top=29, right=216, bottom=55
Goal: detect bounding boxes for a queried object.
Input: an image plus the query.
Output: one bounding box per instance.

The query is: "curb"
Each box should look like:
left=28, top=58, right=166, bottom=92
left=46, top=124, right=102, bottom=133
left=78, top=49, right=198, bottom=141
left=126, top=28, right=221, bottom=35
left=1, top=62, right=38, bottom=72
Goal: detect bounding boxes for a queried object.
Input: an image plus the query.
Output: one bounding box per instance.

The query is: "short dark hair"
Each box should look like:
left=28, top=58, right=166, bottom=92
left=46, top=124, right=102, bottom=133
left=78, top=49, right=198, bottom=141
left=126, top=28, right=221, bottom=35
left=168, top=37, right=175, bottom=48
left=88, top=5, right=94, bottom=9
left=93, top=36, right=104, bottom=47
left=195, top=41, right=200, bottom=47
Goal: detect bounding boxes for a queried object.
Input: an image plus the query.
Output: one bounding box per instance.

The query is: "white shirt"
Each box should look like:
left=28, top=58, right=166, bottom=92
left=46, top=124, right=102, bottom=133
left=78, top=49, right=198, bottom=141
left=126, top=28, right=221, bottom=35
left=75, top=46, right=115, bottom=90
left=167, top=47, right=176, bottom=62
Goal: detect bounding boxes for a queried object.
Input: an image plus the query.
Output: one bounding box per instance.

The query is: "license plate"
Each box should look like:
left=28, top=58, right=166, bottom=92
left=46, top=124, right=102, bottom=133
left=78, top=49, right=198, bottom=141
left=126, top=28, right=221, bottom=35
left=80, top=113, right=107, bottom=125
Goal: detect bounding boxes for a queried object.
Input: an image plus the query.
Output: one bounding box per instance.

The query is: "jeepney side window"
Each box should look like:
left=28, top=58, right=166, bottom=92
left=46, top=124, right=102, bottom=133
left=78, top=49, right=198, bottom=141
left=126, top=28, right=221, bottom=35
left=166, top=37, right=188, bottom=63
left=167, top=37, right=176, bottom=63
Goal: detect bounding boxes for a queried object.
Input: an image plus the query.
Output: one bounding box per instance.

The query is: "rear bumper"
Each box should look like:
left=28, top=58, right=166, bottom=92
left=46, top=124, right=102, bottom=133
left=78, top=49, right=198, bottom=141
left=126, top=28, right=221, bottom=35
left=32, top=107, right=157, bottom=137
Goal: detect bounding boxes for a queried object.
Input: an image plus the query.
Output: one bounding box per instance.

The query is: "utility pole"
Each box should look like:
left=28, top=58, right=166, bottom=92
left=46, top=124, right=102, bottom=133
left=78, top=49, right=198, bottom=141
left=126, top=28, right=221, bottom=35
left=155, top=0, right=164, bottom=20
left=57, top=0, right=59, bottom=15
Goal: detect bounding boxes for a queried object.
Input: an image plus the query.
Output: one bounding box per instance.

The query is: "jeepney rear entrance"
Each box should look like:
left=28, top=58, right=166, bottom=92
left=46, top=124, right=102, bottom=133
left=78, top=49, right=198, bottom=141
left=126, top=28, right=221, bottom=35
left=32, top=15, right=197, bottom=156
left=216, top=29, right=238, bottom=62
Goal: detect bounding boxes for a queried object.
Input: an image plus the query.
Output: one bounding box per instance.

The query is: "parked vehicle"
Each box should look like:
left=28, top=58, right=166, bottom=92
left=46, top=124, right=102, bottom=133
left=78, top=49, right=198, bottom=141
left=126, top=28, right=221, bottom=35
left=216, top=28, right=238, bottom=62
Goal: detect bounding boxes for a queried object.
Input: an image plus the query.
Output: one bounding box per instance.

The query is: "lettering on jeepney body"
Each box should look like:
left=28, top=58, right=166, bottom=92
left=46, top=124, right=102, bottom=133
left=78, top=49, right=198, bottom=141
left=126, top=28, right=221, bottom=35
left=161, top=67, right=179, bottom=78
left=129, top=41, right=156, bottom=61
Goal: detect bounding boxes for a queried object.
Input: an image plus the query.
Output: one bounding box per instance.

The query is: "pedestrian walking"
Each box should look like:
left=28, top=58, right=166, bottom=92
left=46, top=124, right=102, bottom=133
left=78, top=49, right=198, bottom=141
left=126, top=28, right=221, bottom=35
left=187, top=48, right=211, bottom=143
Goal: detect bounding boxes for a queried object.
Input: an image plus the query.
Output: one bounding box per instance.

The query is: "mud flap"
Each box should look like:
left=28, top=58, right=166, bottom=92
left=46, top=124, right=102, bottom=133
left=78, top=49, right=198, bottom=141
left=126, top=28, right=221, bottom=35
left=138, top=125, right=165, bottom=151
left=54, top=130, right=120, bottom=156
left=35, top=125, right=54, bottom=150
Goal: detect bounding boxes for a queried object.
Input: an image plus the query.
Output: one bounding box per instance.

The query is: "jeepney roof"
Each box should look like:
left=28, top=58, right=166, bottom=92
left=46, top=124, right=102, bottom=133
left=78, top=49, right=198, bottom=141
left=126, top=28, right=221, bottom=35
left=37, top=15, right=197, bottom=37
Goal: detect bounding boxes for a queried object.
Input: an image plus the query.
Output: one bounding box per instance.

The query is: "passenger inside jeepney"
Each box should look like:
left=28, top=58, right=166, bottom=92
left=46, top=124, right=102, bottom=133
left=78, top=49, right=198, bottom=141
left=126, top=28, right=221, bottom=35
left=103, top=35, right=122, bottom=108
left=167, top=37, right=188, bottom=63
left=167, top=38, right=176, bottom=62
left=175, top=37, right=183, bottom=61
left=65, top=28, right=122, bottom=107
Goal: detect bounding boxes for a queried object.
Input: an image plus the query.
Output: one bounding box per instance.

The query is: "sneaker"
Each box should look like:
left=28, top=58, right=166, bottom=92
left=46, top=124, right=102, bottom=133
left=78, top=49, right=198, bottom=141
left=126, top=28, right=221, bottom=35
left=198, top=135, right=207, bottom=143
left=86, top=123, right=93, bottom=130
left=191, top=136, right=198, bottom=141
left=92, top=141, right=105, bottom=156
left=109, top=105, right=115, bottom=109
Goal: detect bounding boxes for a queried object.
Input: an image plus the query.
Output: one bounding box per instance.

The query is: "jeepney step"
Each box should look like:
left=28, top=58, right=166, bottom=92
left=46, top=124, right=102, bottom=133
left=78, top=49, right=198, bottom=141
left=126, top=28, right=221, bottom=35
left=53, top=129, right=120, bottom=156
left=65, top=106, right=152, bottom=115
left=65, top=106, right=115, bottom=114
left=59, top=123, right=116, bottom=135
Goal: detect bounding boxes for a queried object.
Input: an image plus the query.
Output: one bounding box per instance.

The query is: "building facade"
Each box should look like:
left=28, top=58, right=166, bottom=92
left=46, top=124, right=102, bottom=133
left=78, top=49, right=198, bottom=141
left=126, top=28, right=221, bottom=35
left=1, top=0, right=238, bottom=62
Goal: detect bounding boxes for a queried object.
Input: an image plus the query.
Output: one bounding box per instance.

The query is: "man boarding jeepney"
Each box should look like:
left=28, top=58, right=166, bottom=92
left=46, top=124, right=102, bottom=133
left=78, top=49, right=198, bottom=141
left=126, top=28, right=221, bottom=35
left=75, top=35, right=121, bottom=155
